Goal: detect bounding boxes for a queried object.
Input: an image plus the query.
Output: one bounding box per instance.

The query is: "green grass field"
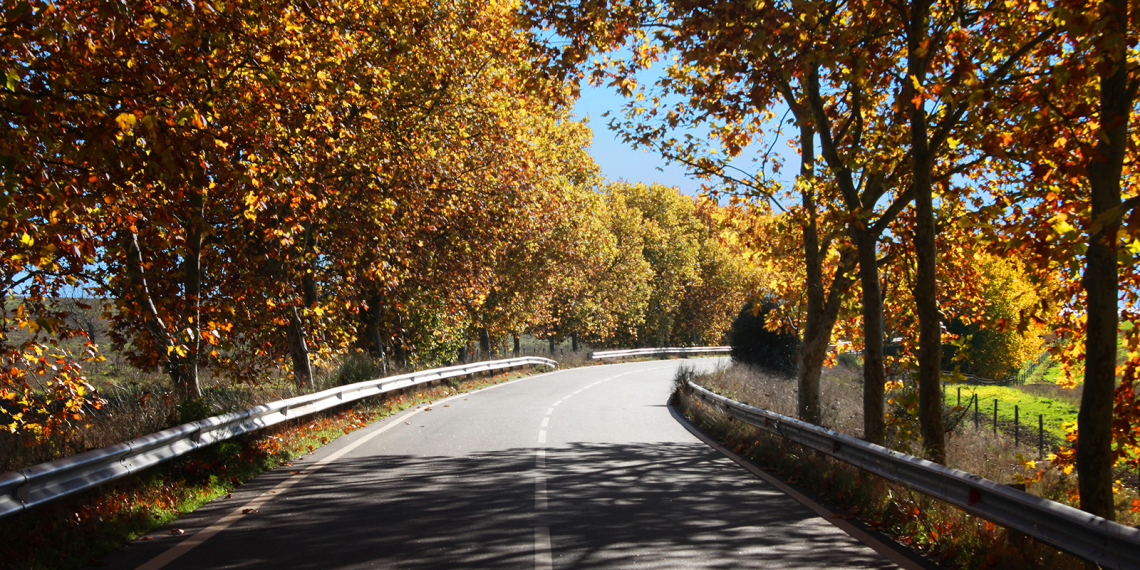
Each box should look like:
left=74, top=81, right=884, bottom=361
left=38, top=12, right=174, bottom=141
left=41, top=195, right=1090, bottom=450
left=946, top=384, right=1079, bottom=442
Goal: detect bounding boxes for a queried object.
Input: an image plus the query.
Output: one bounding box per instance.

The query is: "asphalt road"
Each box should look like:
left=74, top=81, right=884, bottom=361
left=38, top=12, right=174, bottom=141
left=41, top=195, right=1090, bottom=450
left=89, top=358, right=919, bottom=569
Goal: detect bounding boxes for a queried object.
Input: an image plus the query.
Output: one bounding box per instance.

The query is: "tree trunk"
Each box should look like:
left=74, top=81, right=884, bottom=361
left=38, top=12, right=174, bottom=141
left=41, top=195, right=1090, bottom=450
left=286, top=307, right=312, bottom=388
left=908, top=0, right=946, bottom=463
left=571, top=331, right=579, bottom=352
left=549, top=336, right=556, bottom=355
left=122, top=230, right=201, bottom=401
left=795, top=118, right=830, bottom=424
left=358, top=289, right=386, bottom=375
left=857, top=227, right=888, bottom=445
left=479, top=327, right=491, bottom=360
left=177, top=186, right=205, bottom=400
left=394, top=339, right=408, bottom=369
left=287, top=225, right=319, bottom=388
left=513, top=333, right=520, bottom=356
left=1079, top=0, right=1129, bottom=521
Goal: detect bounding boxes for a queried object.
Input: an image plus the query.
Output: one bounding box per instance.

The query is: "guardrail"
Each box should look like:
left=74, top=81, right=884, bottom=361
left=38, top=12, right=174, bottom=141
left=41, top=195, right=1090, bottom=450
left=0, top=356, right=557, bottom=520
left=589, top=346, right=731, bottom=360
left=684, top=380, right=1140, bottom=570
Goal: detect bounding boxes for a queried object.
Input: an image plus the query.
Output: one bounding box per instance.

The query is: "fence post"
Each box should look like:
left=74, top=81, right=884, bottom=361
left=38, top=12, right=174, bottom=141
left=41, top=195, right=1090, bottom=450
left=957, top=386, right=961, bottom=407
left=1039, top=414, right=1044, bottom=460
left=973, top=394, right=978, bottom=430
left=994, top=399, right=998, bottom=436
left=1014, top=404, right=1019, bottom=447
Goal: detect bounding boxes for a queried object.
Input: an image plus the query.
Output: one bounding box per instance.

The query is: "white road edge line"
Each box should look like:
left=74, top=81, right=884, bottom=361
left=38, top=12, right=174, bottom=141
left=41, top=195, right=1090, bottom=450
left=136, top=365, right=575, bottom=570
left=135, top=405, right=425, bottom=570
left=534, top=526, right=553, bottom=570
left=669, top=405, right=925, bottom=570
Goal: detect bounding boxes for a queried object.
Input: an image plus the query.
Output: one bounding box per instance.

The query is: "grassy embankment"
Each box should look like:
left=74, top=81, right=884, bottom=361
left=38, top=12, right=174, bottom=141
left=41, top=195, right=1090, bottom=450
left=944, top=384, right=1078, bottom=444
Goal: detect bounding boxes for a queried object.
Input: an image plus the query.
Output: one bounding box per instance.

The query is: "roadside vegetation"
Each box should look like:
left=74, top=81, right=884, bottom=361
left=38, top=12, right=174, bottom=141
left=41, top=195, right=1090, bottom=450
left=676, top=364, right=1140, bottom=569
left=0, top=366, right=542, bottom=570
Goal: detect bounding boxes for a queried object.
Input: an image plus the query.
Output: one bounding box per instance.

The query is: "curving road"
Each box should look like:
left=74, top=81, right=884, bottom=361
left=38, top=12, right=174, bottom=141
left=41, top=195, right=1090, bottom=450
left=88, top=358, right=924, bottom=569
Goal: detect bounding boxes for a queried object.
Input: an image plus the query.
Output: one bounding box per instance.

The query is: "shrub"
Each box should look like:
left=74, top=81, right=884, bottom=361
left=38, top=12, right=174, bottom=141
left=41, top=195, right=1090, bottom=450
left=727, top=300, right=799, bottom=378
left=837, top=352, right=860, bottom=369
left=335, top=352, right=387, bottom=386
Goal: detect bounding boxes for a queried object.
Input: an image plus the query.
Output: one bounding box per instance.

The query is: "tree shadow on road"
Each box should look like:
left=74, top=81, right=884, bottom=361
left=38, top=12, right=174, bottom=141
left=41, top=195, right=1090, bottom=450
left=159, top=440, right=899, bottom=569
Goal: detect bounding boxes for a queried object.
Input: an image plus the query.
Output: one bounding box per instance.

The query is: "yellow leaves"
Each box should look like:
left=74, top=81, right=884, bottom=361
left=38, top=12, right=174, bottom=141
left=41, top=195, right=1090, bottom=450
left=1051, top=215, right=1076, bottom=235
left=115, top=112, right=137, bottom=133
left=19, top=232, right=33, bottom=247
left=1125, top=239, right=1140, bottom=256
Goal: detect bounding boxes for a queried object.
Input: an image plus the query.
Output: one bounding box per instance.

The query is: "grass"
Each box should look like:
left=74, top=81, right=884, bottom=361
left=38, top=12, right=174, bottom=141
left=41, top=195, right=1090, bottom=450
left=945, top=384, right=1080, bottom=443
left=0, top=366, right=544, bottom=570
left=677, top=364, right=1140, bottom=570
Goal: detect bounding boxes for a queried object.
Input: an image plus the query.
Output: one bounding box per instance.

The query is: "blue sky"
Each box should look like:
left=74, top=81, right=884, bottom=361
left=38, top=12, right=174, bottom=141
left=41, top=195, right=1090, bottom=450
left=571, top=78, right=798, bottom=200
left=571, top=81, right=708, bottom=196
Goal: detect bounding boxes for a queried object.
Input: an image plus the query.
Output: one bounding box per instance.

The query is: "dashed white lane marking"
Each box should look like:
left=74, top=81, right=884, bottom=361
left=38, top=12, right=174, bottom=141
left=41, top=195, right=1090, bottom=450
left=535, top=474, right=548, bottom=510
left=535, top=527, right=553, bottom=570
left=528, top=364, right=684, bottom=570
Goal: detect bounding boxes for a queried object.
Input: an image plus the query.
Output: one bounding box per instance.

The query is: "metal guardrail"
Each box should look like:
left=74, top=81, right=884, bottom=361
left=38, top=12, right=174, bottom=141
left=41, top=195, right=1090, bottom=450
left=684, top=380, right=1140, bottom=570
left=588, top=346, right=731, bottom=360
left=0, top=356, right=557, bottom=520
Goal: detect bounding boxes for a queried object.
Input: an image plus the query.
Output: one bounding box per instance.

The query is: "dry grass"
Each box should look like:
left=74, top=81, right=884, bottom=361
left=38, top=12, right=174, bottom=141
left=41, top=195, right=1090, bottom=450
left=679, top=363, right=1138, bottom=569
left=0, top=346, right=582, bottom=475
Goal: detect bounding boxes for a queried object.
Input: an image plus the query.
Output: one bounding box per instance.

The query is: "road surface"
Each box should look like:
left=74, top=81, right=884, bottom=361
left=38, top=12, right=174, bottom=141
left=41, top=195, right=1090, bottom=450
left=88, top=358, right=922, bottom=569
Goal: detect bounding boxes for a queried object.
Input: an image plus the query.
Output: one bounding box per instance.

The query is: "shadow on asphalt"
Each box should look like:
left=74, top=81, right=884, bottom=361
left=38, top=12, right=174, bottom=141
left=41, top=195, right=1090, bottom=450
left=178, top=442, right=895, bottom=569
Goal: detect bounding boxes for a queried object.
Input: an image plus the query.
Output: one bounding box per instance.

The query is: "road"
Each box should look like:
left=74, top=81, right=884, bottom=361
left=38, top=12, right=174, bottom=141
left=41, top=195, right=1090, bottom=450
left=89, top=358, right=921, bottom=569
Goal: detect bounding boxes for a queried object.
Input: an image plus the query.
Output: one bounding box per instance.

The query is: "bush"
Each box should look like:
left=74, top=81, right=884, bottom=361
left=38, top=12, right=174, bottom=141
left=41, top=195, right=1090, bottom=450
left=335, top=352, right=387, bottom=386
left=837, top=352, right=860, bottom=370
left=728, top=300, right=799, bottom=378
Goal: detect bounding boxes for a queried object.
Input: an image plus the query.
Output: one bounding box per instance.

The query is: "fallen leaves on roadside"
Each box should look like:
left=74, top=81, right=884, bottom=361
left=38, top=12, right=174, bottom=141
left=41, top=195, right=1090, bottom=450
left=170, top=529, right=184, bottom=535
left=242, top=508, right=258, bottom=515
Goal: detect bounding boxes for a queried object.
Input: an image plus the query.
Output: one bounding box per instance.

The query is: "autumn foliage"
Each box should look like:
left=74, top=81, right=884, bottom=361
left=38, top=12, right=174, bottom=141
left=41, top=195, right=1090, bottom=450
left=524, top=0, right=1140, bottom=521
left=0, top=0, right=756, bottom=450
